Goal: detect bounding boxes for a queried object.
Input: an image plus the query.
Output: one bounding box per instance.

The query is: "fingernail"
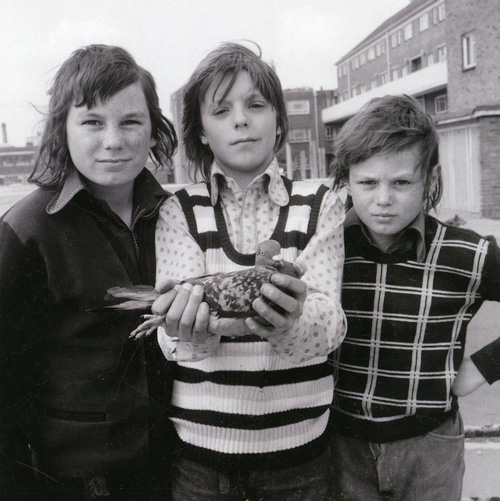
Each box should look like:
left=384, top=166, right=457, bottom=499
left=200, top=302, right=209, bottom=313
left=193, top=284, right=204, bottom=296
left=182, top=283, right=193, bottom=291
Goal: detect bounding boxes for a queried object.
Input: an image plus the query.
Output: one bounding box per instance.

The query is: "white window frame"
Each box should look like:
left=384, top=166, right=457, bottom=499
left=434, top=94, right=448, bottom=114
left=360, top=53, right=366, bottom=65
left=325, top=126, right=335, bottom=141
left=427, top=52, right=435, bottom=66
left=391, top=66, right=399, bottom=81
left=380, top=72, right=387, bottom=85
left=404, top=23, right=413, bottom=41
left=286, top=100, right=310, bottom=115
left=390, top=32, right=399, bottom=48
left=289, top=128, right=311, bottom=143
left=419, top=13, right=429, bottom=32
left=438, top=2, right=445, bottom=21
left=437, top=44, right=447, bottom=62
left=462, top=33, right=476, bottom=70
left=368, top=46, right=375, bottom=60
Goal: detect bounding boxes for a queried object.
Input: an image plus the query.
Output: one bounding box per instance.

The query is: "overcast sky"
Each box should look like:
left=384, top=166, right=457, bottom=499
left=1, top=0, right=409, bottom=146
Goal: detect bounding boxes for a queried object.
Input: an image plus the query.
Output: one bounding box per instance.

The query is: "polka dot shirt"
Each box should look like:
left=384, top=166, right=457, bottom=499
left=156, top=159, right=347, bottom=363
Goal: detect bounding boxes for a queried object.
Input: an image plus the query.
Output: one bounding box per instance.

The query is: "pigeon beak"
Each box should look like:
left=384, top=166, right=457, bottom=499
left=272, top=254, right=283, bottom=262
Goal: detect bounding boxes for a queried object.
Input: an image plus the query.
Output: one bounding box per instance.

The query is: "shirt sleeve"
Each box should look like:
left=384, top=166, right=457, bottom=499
left=268, top=189, right=347, bottom=364
left=471, top=235, right=500, bottom=383
left=155, top=195, right=221, bottom=362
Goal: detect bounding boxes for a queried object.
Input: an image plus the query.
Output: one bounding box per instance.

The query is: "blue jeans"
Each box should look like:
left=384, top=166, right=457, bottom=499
left=330, top=413, right=465, bottom=500
left=171, top=449, right=331, bottom=501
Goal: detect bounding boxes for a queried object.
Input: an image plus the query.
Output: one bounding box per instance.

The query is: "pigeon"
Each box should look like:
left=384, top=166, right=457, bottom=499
left=104, top=240, right=301, bottom=339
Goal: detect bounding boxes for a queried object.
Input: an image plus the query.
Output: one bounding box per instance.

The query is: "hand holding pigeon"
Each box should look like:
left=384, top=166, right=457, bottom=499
left=104, top=240, right=304, bottom=339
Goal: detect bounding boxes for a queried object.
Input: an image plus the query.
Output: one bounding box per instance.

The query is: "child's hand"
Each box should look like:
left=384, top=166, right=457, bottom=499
left=452, top=357, right=488, bottom=396
left=246, top=271, right=307, bottom=339
left=152, top=281, right=210, bottom=344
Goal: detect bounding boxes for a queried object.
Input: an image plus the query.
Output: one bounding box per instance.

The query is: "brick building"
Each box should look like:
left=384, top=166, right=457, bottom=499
left=322, top=0, right=500, bottom=217
left=276, top=88, right=337, bottom=180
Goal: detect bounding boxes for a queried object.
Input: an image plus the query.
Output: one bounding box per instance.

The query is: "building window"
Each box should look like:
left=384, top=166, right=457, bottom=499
left=289, top=129, right=311, bottom=143
left=380, top=72, right=387, bottom=85
left=419, top=13, right=429, bottom=31
left=286, top=100, right=310, bottom=115
left=401, top=64, right=408, bottom=77
left=438, top=3, right=445, bottom=21
left=360, top=84, right=368, bottom=94
left=404, top=23, right=413, bottom=41
left=371, top=78, right=378, bottom=89
left=410, top=56, right=422, bottom=73
left=352, top=57, right=360, bottom=70
left=462, top=33, right=476, bottom=70
left=390, top=31, right=401, bottom=48
left=416, top=97, right=425, bottom=111
left=342, top=91, right=349, bottom=101
left=368, top=46, right=375, bottom=60
left=391, top=67, right=399, bottom=80
left=427, top=52, right=435, bottom=66
left=360, top=53, right=366, bottom=65
left=435, top=94, right=448, bottom=114
left=325, top=126, right=335, bottom=141
left=437, top=45, right=447, bottom=62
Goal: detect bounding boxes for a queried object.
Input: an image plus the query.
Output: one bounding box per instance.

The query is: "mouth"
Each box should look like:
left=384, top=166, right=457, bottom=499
left=373, top=214, right=396, bottom=220
left=232, top=138, right=257, bottom=145
left=97, top=158, right=131, bottom=164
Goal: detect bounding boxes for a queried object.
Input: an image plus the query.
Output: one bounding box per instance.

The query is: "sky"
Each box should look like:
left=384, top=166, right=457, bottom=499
left=1, top=0, right=409, bottom=146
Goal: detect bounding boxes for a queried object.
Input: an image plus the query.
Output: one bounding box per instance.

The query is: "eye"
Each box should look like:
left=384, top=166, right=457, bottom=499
left=359, top=180, right=376, bottom=186
left=213, top=108, right=228, bottom=116
left=123, top=119, right=141, bottom=125
left=249, top=102, right=265, bottom=109
left=395, top=180, right=411, bottom=186
left=82, top=120, right=100, bottom=126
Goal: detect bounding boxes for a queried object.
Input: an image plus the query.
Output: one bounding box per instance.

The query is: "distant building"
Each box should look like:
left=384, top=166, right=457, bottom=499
left=276, top=88, right=337, bottom=180
left=322, top=0, right=500, bottom=218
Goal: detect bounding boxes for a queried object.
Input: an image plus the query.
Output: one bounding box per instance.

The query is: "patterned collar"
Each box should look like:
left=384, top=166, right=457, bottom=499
left=345, top=207, right=427, bottom=262
left=208, top=158, right=289, bottom=207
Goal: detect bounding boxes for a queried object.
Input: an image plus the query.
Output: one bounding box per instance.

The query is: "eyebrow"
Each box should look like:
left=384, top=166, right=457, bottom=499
left=75, top=109, right=149, bottom=119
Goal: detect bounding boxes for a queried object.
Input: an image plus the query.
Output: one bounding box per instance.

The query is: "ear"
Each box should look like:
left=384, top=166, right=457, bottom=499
left=429, top=163, right=441, bottom=191
left=276, top=125, right=282, bottom=137
left=150, top=137, right=156, bottom=148
left=200, top=130, right=209, bottom=145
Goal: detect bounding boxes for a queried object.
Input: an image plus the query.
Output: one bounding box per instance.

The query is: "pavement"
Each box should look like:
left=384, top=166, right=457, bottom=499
left=1, top=189, right=500, bottom=499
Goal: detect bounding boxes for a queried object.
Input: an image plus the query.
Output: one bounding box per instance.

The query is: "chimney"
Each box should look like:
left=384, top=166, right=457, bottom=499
left=1, top=123, right=7, bottom=145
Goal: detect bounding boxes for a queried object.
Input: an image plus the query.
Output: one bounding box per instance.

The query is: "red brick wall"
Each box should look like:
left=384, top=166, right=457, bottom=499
left=480, top=116, right=500, bottom=218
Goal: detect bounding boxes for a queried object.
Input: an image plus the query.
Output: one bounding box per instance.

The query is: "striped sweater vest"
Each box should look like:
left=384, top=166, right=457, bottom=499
left=331, top=216, right=490, bottom=442
left=171, top=179, right=332, bottom=471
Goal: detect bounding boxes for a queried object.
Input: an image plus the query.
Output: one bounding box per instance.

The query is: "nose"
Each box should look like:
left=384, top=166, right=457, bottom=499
left=375, top=185, right=393, bottom=206
left=233, top=106, right=248, bottom=129
left=103, top=125, right=124, bottom=149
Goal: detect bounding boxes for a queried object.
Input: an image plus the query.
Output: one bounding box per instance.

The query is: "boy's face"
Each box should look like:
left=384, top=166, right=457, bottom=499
left=199, top=71, right=279, bottom=188
left=346, top=146, right=431, bottom=252
left=66, top=82, right=155, bottom=199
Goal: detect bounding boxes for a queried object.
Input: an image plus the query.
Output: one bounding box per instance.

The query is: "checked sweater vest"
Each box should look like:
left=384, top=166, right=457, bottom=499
left=171, top=179, right=332, bottom=471
left=331, top=216, right=490, bottom=442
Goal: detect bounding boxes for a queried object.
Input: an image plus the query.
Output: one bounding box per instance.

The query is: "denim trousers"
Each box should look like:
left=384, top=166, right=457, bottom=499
left=330, top=413, right=465, bottom=501
left=171, top=448, right=331, bottom=501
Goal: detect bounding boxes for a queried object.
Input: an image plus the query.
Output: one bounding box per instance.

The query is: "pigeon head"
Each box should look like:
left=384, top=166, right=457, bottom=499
left=255, top=240, right=282, bottom=267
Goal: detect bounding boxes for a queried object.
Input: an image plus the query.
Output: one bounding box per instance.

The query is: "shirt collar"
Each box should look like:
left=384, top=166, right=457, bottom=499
left=47, top=167, right=167, bottom=216
left=345, top=207, right=427, bottom=262
left=208, top=158, right=289, bottom=206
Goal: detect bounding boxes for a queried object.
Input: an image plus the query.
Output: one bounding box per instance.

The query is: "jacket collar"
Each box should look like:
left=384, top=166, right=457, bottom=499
left=46, top=168, right=167, bottom=217
left=208, top=158, right=289, bottom=207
